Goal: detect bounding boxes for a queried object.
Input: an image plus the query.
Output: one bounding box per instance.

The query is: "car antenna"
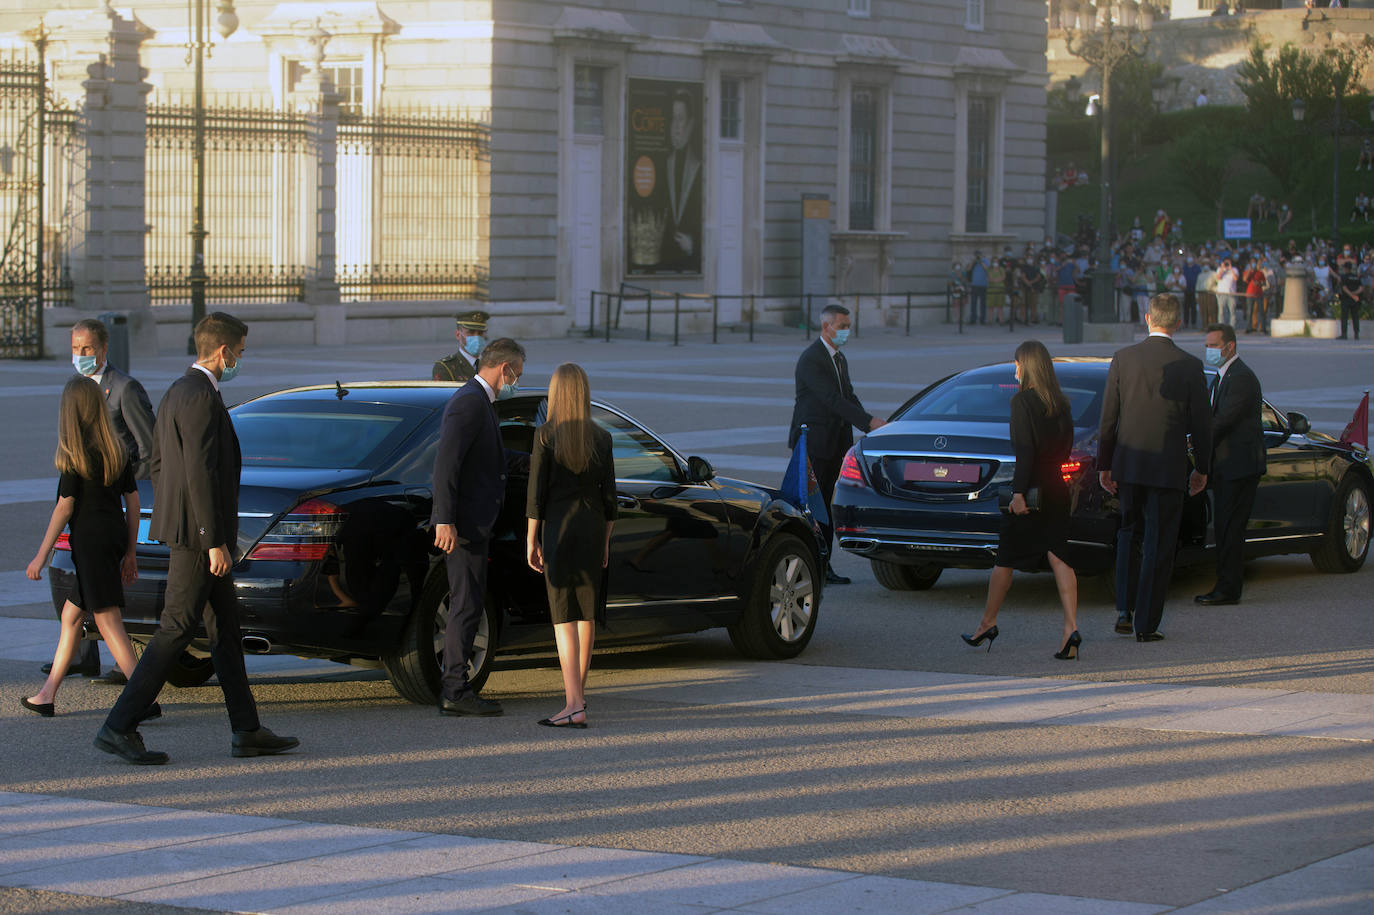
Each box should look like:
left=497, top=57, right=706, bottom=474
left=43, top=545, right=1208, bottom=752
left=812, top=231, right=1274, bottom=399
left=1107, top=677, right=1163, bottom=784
left=335, top=380, right=349, bottom=400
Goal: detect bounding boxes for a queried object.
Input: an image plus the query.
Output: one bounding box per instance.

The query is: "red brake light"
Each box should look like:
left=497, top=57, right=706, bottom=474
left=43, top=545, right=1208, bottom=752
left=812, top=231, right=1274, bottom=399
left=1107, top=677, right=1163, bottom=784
left=54, top=532, right=71, bottom=552
left=1061, top=452, right=1091, bottom=485
left=839, top=448, right=866, bottom=486
left=246, top=499, right=345, bottom=562
left=246, top=543, right=329, bottom=562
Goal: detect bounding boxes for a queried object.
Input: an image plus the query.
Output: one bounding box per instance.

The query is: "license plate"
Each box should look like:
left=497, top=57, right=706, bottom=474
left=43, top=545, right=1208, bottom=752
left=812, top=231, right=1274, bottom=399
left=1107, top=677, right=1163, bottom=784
left=902, top=462, right=979, bottom=483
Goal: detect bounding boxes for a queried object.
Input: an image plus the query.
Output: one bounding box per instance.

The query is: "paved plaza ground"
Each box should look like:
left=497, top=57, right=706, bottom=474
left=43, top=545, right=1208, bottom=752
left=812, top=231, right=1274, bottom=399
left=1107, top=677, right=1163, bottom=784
left=0, top=321, right=1371, bottom=913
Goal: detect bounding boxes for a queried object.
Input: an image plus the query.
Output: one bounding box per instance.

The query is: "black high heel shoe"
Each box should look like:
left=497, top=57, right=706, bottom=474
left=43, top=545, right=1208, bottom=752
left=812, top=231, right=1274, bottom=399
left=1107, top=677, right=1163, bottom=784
left=960, top=625, right=999, bottom=652
left=1054, top=631, right=1082, bottom=660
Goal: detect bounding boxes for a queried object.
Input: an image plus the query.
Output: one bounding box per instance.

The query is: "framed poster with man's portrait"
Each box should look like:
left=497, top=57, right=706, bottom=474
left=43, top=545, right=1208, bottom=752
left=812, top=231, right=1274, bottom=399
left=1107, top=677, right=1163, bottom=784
left=626, top=79, right=703, bottom=275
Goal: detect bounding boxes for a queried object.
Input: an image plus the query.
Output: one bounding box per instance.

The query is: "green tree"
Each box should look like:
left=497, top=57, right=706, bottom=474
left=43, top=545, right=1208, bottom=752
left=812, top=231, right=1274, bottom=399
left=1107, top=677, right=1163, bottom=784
left=1169, top=126, right=1238, bottom=238
left=1108, top=57, right=1164, bottom=153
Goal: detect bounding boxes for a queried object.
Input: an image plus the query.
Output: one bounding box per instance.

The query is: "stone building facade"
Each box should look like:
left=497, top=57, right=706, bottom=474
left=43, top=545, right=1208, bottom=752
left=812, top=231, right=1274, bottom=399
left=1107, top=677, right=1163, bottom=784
left=1, top=1, right=1049, bottom=352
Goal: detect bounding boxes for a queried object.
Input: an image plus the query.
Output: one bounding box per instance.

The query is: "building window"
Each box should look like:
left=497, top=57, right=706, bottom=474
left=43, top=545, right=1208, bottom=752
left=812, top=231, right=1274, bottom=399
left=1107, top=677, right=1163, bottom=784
left=720, top=78, right=742, bottom=141
left=849, top=87, right=877, bottom=231
left=965, top=0, right=985, bottom=30
left=966, top=94, right=993, bottom=233
left=574, top=65, right=604, bottom=136
left=288, top=61, right=365, bottom=114
left=849, top=0, right=872, bottom=17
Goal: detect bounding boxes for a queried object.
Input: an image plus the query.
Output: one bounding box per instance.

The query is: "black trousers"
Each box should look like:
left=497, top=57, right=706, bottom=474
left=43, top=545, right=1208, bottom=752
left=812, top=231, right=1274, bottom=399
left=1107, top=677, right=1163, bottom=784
left=1341, top=296, right=1362, bottom=338
left=440, top=539, right=489, bottom=700
left=1212, top=474, right=1260, bottom=598
left=809, top=448, right=842, bottom=563
left=105, top=546, right=259, bottom=734
left=1115, top=483, right=1185, bottom=636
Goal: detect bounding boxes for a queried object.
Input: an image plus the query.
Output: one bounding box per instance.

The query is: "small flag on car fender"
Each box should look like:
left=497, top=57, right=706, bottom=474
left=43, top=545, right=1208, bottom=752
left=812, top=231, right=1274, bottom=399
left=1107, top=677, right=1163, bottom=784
left=780, top=424, right=830, bottom=527
left=1339, top=391, right=1369, bottom=451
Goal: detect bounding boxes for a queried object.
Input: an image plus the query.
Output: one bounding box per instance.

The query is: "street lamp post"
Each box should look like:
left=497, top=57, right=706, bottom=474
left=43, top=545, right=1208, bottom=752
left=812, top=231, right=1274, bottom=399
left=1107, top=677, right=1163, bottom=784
left=187, top=0, right=239, bottom=354
left=1290, top=94, right=1374, bottom=251
left=1062, top=0, right=1154, bottom=324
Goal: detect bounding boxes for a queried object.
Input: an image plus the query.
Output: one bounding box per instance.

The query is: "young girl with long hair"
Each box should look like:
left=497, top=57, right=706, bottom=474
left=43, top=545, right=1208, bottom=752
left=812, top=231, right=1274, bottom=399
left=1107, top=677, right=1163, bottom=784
left=961, top=340, right=1081, bottom=659
left=23, top=377, right=148, bottom=717
left=526, top=363, right=617, bottom=728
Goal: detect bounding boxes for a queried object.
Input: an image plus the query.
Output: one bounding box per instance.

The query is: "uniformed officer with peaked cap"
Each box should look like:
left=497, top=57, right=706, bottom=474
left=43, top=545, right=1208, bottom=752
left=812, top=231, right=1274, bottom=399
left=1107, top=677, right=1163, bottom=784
left=432, top=310, right=490, bottom=382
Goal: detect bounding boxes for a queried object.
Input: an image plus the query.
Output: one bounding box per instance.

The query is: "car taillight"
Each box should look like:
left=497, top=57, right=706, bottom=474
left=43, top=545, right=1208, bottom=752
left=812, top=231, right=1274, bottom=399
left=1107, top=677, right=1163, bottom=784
left=246, top=499, right=347, bottom=562
left=839, top=447, right=866, bottom=487
left=54, top=532, right=71, bottom=552
left=1061, top=452, right=1092, bottom=485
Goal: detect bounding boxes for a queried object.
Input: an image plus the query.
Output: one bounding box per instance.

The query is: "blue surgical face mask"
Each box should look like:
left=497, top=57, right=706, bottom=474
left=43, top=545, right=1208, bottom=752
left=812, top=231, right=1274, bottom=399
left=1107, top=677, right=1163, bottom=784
left=463, top=334, right=485, bottom=357
left=1204, top=346, right=1224, bottom=367
left=220, top=351, right=241, bottom=383
left=496, top=367, right=518, bottom=401
left=832, top=328, right=851, bottom=347
left=72, top=354, right=98, bottom=375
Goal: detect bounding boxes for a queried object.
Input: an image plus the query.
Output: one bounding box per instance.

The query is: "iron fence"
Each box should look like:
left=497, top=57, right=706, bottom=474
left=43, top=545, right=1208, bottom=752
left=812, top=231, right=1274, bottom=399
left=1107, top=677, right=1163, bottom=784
left=337, top=108, right=489, bottom=302
left=0, top=49, right=45, bottom=356
left=145, top=103, right=312, bottom=305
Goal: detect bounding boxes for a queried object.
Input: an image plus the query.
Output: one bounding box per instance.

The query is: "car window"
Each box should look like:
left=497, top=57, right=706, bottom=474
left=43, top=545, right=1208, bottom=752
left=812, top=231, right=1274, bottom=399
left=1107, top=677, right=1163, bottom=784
left=591, top=407, right=681, bottom=482
left=1261, top=402, right=1284, bottom=434
left=899, top=370, right=1103, bottom=426
left=233, top=403, right=427, bottom=468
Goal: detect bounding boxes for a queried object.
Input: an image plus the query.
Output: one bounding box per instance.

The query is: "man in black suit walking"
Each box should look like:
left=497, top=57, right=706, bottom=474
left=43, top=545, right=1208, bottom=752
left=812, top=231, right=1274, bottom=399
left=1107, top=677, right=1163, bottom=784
left=47, top=319, right=158, bottom=683
left=95, top=313, right=297, bottom=765
left=1098, top=294, right=1212, bottom=641
left=1195, top=323, right=1266, bottom=606
left=432, top=337, right=530, bottom=716
left=788, top=304, right=885, bottom=584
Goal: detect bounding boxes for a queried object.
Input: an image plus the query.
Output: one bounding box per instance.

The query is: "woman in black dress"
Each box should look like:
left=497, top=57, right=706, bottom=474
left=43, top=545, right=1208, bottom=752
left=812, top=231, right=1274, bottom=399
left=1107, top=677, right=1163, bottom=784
left=22, top=377, right=144, bottom=716
left=961, top=340, right=1082, bottom=659
left=526, top=363, right=617, bottom=728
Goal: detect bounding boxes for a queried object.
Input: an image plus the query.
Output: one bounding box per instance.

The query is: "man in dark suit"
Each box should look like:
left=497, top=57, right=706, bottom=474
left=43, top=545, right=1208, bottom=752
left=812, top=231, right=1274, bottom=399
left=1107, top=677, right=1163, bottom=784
left=95, top=313, right=297, bottom=765
left=1098, top=294, right=1212, bottom=641
left=1196, top=323, right=1267, bottom=605
left=432, top=337, right=530, bottom=716
left=788, top=304, right=886, bottom=584
left=47, top=319, right=158, bottom=684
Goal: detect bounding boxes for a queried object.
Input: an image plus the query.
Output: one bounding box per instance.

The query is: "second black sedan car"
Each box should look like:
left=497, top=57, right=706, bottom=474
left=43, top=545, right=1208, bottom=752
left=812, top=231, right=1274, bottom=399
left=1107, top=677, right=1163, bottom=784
left=832, top=358, right=1372, bottom=591
left=49, top=383, right=823, bottom=703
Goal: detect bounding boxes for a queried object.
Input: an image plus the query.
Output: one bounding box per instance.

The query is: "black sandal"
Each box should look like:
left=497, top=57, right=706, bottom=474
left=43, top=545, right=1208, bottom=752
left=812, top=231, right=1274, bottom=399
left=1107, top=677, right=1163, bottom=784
left=537, top=710, right=587, bottom=729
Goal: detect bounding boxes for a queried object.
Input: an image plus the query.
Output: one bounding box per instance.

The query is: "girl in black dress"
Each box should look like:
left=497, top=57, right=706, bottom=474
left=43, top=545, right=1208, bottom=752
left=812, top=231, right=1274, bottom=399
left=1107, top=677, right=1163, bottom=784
left=526, top=363, right=617, bottom=728
left=961, top=340, right=1082, bottom=659
left=22, top=377, right=143, bottom=716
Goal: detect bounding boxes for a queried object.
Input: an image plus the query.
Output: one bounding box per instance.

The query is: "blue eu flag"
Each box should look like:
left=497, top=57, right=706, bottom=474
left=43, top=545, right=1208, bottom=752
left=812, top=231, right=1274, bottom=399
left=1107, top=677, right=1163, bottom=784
left=780, top=425, right=830, bottom=527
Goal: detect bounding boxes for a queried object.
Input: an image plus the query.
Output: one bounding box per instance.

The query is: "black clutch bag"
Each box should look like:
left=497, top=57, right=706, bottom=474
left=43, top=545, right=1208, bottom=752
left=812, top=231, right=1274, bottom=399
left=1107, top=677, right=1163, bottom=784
left=997, top=485, right=1041, bottom=513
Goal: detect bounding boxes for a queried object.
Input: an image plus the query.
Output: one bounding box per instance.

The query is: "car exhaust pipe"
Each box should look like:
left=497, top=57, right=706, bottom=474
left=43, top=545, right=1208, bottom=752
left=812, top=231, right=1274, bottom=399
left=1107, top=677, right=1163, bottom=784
left=242, top=635, right=272, bottom=654
left=839, top=537, right=879, bottom=554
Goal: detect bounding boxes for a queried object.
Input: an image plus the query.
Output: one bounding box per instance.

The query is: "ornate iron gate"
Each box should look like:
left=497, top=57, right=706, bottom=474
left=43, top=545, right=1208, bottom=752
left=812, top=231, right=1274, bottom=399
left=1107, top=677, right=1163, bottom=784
left=0, top=44, right=46, bottom=358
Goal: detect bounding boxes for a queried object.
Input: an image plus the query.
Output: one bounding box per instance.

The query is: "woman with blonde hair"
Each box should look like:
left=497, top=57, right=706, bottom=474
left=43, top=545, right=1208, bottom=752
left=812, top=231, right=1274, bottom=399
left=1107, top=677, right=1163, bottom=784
left=22, top=377, right=151, bottom=717
left=527, top=363, right=616, bottom=728
left=961, top=340, right=1081, bottom=659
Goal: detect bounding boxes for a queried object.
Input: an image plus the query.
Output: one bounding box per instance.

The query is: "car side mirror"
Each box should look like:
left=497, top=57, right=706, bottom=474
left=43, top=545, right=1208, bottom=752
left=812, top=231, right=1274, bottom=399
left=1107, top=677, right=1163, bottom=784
left=1286, top=412, right=1311, bottom=435
left=687, top=455, right=715, bottom=483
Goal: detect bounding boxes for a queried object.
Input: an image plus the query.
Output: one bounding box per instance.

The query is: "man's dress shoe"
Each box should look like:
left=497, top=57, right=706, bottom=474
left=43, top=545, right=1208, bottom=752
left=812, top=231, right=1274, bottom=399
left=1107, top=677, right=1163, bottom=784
left=1114, top=614, right=1134, bottom=635
left=94, top=669, right=128, bottom=686
left=824, top=566, right=851, bottom=585
left=439, top=693, right=504, bottom=717
left=231, top=727, right=300, bottom=758
left=1136, top=631, right=1166, bottom=642
left=41, top=660, right=100, bottom=677
left=94, top=726, right=168, bottom=765
left=1194, top=591, right=1240, bottom=606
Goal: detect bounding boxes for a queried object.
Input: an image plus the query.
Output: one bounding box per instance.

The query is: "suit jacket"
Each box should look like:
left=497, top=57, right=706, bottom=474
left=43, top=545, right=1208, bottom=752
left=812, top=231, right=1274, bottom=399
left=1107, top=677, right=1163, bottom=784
left=431, top=380, right=529, bottom=544
left=1098, top=335, right=1212, bottom=490
left=148, top=368, right=240, bottom=554
left=431, top=350, right=477, bottom=384
left=787, top=338, right=872, bottom=460
left=99, top=364, right=156, bottom=480
left=1211, top=358, right=1267, bottom=481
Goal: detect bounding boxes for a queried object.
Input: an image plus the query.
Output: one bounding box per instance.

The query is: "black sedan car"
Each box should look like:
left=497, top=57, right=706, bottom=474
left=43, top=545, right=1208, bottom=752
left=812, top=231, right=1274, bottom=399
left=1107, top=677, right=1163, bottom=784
left=832, top=358, right=1372, bottom=591
left=49, top=383, right=823, bottom=703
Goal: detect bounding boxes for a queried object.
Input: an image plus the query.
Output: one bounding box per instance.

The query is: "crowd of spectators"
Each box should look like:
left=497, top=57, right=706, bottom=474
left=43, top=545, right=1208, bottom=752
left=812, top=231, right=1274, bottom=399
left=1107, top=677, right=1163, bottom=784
left=949, top=226, right=1374, bottom=335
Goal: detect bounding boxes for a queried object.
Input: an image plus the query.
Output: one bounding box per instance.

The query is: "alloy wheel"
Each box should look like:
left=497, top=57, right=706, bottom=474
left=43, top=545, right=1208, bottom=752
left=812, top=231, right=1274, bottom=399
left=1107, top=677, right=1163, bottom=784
left=432, top=596, right=489, bottom=680
left=1345, top=485, right=1371, bottom=560
left=769, top=553, right=814, bottom=643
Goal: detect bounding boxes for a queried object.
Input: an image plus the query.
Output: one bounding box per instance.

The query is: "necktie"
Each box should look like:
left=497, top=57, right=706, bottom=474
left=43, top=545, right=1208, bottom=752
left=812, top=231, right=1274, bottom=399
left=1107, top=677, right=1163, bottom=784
left=834, top=350, right=851, bottom=396
left=1210, top=375, right=1220, bottom=412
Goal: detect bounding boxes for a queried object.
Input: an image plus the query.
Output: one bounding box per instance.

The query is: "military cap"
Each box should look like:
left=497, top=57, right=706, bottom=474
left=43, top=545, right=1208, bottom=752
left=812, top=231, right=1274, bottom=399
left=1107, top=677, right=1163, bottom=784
left=455, top=310, right=490, bottom=330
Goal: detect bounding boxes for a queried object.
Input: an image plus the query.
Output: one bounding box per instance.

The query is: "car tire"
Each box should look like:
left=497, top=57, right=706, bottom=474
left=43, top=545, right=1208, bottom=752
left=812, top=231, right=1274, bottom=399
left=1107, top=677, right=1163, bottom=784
left=382, top=568, right=500, bottom=705
left=1310, top=474, right=1372, bottom=573
left=130, top=639, right=216, bottom=689
left=869, top=559, right=942, bottom=591
left=728, top=533, right=819, bottom=660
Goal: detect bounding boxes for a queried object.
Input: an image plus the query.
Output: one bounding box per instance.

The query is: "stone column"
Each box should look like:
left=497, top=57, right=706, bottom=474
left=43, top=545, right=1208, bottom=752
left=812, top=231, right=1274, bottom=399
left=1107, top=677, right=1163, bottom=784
left=1271, top=264, right=1316, bottom=338
left=288, top=26, right=344, bottom=344
left=40, top=9, right=154, bottom=358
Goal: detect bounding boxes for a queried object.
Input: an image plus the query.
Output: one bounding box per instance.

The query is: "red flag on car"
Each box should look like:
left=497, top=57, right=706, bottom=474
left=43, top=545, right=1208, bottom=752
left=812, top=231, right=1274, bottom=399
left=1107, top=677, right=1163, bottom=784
left=1340, top=391, right=1369, bottom=450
